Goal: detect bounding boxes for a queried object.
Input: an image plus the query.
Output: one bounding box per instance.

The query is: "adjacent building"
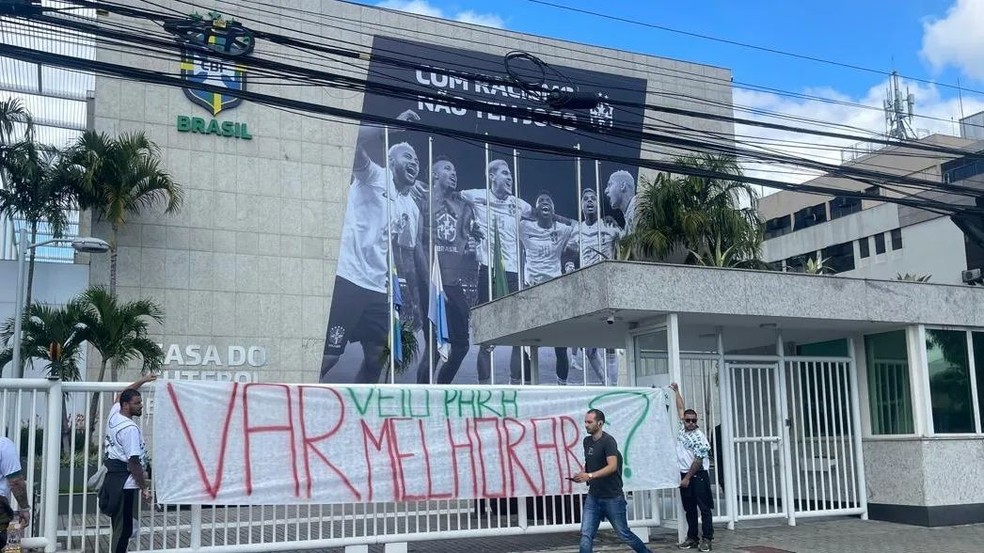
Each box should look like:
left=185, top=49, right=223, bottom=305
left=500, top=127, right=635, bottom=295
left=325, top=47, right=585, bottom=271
left=759, top=134, right=984, bottom=284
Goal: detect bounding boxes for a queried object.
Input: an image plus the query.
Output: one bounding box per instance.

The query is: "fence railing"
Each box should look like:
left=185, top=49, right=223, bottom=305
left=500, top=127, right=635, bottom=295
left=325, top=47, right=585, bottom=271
left=1, top=380, right=666, bottom=552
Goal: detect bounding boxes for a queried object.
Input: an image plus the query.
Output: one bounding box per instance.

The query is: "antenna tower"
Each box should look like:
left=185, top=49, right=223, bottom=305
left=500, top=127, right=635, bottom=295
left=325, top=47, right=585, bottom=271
left=884, top=71, right=916, bottom=140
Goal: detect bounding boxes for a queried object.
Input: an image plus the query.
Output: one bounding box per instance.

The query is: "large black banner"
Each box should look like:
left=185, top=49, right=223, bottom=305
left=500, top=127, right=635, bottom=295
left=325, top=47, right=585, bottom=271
left=320, top=36, right=648, bottom=385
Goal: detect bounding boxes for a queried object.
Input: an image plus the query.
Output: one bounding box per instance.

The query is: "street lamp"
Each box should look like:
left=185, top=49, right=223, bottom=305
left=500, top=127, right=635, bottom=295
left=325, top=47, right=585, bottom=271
left=10, top=227, right=110, bottom=378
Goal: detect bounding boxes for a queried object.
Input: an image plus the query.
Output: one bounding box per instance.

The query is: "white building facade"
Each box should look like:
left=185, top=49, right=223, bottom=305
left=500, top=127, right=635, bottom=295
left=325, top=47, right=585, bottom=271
left=759, top=135, right=984, bottom=285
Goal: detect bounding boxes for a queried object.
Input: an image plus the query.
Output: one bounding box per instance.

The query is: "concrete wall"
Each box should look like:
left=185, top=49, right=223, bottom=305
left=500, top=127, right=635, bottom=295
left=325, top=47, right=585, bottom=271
left=864, top=437, right=984, bottom=525
left=91, top=0, right=736, bottom=383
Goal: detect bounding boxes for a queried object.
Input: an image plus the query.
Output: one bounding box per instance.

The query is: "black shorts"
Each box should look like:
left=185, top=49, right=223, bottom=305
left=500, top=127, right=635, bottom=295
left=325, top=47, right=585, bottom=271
left=477, top=265, right=519, bottom=304
left=444, top=284, right=470, bottom=346
left=323, top=276, right=389, bottom=356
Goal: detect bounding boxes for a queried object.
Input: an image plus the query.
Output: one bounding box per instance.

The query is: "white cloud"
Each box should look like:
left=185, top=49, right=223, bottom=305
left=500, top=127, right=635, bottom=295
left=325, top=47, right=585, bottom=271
left=921, top=0, right=984, bottom=81
left=733, top=77, right=984, bottom=191
left=455, top=10, right=505, bottom=29
left=376, top=0, right=505, bottom=28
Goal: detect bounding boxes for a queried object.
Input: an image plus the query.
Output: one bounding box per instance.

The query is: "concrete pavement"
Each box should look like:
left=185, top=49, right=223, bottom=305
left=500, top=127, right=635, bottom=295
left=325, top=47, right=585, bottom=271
left=318, top=518, right=984, bottom=553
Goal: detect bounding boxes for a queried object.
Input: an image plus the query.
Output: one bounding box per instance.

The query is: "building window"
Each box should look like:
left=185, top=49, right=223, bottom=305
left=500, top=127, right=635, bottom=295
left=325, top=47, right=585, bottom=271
left=864, top=185, right=881, bottom=197
left=865, top=330, right=913, bottom=435
left=793, top=202, right=827, bottom=230
left=874, top=233, right=886, bottom=254
left=859, top=237, right=870, bottom=258
left=821, top=241, right=855, bottom=273
left=829, top=196, right=862, bottom=220
left=764, top=215, right=792, bottom=239
left=926, top=329, right=975, bottom=434
left=891, top=228, right=903, bottom=250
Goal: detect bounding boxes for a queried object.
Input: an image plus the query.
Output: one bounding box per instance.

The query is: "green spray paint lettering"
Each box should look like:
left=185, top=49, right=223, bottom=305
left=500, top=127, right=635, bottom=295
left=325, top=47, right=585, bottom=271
left=588, top=391, right=651, bottom=478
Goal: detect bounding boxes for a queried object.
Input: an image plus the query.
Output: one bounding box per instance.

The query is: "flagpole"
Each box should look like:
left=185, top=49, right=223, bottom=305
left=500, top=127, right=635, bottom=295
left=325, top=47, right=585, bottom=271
left=595, top=159, right=603, bottom=261
left=513, top=148, right=525, bottom=385
left=484, top=138, right=494, bottom=384
left=427, top=136, right=434, bottom=384
left=574, top=145, right=586, bottom=386
left=595, top=159, right=604, bottom=386
left=385, top=126, right=395, bottom=384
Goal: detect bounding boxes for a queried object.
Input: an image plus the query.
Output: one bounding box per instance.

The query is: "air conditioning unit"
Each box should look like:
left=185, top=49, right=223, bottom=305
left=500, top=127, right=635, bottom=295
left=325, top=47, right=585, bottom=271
left=962, top=268, right=983, bottom=285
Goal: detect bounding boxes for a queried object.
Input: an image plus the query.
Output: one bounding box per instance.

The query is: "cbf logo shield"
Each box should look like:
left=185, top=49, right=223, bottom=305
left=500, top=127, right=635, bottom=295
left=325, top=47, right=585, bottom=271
left=180, top=52, right=246, bottom=116
left=171, top=12, right=253, bottom=116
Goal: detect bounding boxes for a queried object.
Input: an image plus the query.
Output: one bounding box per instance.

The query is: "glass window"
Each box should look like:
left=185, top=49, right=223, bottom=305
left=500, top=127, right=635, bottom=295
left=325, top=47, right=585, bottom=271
left=822, top=242, right=855, bottom=273
left=859, top=237, right=870, bottom=258
left=891, top=229, right=903, bottom=250
left=974, top=333, right=984, bottom=427
left=633, top=330, right=667, bottom=386
left=874, top=233, right=886, bottom=254
left=864, top=330, right=913, bottom=435
left=926, top=329, right=974, bottom=433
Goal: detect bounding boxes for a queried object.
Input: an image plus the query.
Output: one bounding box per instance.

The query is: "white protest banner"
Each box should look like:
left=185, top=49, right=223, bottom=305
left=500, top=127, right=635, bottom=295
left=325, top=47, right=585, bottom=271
left=152, top=381, right=679, bottom=505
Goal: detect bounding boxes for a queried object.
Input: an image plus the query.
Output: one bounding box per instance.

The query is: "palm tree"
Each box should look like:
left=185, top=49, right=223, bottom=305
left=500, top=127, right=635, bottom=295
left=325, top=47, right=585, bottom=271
left=0, top=141, right=81, bottom=305
left=618, top=153, right=764, bottom=268
left=77, top=286, right=164, bottom=383
left=0, top=97, right=34, bottom=145
left=76, top=286, right=165, bottom=430
left=0, top=299, right=88, bottom=380
left=70, top=131, right=183, bottom=292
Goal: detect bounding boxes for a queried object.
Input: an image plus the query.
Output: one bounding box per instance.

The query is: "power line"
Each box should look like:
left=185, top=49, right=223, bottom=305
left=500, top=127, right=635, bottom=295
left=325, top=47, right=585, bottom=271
left=3, top=40, right=981, bottom=219
left=523, top=0, right=984, bottom=100
left=11, top=3, right=984, bottom=212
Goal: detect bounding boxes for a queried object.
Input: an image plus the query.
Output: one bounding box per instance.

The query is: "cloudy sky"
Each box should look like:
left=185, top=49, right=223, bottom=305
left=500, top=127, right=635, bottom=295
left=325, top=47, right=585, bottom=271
left=359, top=0, right=984, bottom=187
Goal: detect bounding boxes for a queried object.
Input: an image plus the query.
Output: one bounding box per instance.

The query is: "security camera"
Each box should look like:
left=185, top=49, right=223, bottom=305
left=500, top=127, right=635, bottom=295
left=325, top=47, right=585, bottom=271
left=606, top=315, right=615, bottom=325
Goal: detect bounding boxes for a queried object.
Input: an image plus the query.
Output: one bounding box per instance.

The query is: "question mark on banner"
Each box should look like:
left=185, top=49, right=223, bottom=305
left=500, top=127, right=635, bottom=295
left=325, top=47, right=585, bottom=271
left=588, top=391, right=651, bottom=478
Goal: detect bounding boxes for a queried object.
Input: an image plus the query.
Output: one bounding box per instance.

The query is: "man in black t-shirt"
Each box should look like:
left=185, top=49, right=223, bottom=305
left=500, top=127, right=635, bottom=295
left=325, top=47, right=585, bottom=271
left=572, top=409, right=652, bottom=553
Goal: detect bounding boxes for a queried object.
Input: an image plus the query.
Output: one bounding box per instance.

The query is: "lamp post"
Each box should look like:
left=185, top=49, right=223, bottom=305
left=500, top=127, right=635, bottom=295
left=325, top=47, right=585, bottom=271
left=10, top=227, right=110, bottom=378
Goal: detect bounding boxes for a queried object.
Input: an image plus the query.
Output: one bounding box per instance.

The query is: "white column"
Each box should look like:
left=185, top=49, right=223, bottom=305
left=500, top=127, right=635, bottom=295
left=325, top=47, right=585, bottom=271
left=775, top=331, right=795, bottom=526
left=717, top=332, right=738, bottom=530
left=42, top=378, right=63, bottom=552
left=667, top=314, right=682, bottom=386
left=846, top=337, right=870, bottom=520
left=905, top=325, right=932, bottom=436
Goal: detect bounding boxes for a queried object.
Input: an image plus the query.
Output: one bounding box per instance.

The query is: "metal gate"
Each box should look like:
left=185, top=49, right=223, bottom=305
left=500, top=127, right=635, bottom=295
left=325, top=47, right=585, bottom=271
left=727, top=361, right=789, bottom=521
left=785, top=358, right=866, bottom=520
left=672, top=353, right=867, bottom=527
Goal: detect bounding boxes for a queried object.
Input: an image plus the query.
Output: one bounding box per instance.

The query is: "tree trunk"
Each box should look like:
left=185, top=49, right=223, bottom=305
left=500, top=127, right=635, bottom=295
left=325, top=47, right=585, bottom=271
left=25, top=221, right=37, bottom=308
left=109, top=223, right=119, bottom=295
left=87, top=359, right=109, bottom=435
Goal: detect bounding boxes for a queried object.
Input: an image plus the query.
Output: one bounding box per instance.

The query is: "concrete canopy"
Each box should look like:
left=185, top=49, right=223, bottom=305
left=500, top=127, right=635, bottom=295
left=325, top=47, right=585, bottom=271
left=469, top=261, right=984, bottom=352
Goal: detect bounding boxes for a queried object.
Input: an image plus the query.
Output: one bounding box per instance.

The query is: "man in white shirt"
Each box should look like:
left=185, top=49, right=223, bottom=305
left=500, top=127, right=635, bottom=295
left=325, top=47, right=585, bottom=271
left=321, top=110, right=426, bottom=383
left=603, top=170, right=638, bottom=235
left=102, top=388, right=151, bottom=553
left=460, top=159, right=530, bottom=384
left=670, top=383, right=714, bottom=551
left=0, top=435, right=30, bottom=549
left=519, top=191, right=575, bottom=385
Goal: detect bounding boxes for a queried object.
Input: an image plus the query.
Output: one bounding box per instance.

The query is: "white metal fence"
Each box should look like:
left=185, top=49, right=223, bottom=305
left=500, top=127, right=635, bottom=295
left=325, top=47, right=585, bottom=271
left=672, top=354, right=867, bottom=528
left=0, top=380, right=665, bottom=553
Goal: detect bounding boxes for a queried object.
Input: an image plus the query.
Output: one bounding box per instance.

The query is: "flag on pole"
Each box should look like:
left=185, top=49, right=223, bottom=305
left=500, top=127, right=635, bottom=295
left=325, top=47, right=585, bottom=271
left=390, top=266, right=403, bottom=364
left=492, top=219, right=509, bottom=299
left=428, top=256, right=451, bottom=363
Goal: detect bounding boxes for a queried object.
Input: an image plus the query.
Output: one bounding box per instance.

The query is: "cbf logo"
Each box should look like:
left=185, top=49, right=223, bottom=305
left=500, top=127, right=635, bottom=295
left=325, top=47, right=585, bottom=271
left=589, top=93, right=614, bottom=132
left=173, top=12, right=253, bottom=116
